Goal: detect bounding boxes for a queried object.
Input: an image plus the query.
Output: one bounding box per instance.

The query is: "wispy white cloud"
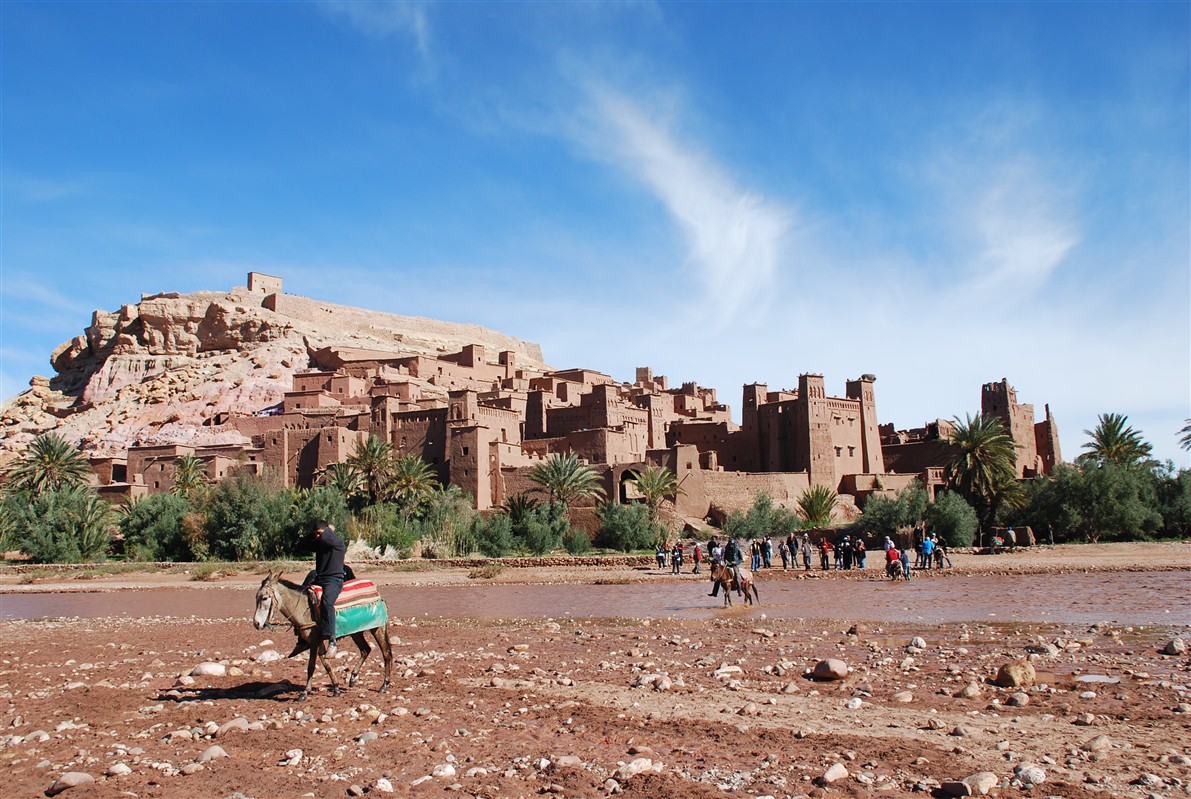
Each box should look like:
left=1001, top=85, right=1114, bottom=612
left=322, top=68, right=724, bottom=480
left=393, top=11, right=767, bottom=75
left=570, top=86, right=794, bottom=323
left=955, top=157, right=1081, bottom=299
left=320, top=0, right=433, bottom=62
left=1, top=278, right=90, bottom=316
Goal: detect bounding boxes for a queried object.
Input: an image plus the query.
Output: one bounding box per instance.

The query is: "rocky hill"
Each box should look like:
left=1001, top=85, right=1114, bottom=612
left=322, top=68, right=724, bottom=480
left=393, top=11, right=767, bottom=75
left=0, top=278, right=548, bottom=461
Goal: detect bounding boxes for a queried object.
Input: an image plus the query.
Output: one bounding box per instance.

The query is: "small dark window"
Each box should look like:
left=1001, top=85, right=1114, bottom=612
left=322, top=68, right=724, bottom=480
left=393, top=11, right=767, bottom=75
left=462, top=446, right=470, bottom=456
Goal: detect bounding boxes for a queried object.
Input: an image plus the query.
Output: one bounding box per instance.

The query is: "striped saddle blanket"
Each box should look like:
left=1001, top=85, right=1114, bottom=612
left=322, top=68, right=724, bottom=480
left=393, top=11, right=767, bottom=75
left=309, top=578, right=387, bottom=638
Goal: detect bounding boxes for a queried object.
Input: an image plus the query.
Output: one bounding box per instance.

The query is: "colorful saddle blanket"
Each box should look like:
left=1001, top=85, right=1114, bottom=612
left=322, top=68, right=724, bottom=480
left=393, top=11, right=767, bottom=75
left=309, top=578, right=387, bottom=639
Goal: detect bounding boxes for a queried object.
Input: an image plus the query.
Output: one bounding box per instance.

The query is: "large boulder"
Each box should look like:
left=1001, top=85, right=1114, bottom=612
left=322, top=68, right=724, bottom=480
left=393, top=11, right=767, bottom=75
left=811, top=658, right=849, bottom=681
left=995, top=660, right=1035, bottom=688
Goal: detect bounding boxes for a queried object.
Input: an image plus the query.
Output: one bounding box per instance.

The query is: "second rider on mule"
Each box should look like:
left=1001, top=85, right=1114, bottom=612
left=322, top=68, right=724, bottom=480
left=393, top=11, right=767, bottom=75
left=289, top=519, right=347, bottom=658
left=709, top=537, right=744, bottom=598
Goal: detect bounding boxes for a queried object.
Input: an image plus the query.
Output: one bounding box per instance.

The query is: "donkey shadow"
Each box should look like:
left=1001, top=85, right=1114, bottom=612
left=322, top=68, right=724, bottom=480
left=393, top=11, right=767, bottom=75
left=153, top=680, right=303, bottom=703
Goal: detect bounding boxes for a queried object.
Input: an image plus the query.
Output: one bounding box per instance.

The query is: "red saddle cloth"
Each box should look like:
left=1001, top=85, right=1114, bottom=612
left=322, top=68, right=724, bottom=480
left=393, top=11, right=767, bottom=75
left=308, top=578, right=380, bottom=610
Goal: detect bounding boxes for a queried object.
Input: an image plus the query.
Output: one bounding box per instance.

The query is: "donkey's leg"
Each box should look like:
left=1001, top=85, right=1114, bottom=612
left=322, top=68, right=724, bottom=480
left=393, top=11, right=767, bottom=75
left=371, top=624, right=393, bottom=692
left=318, top=647, right=341, bottom=697
left=300, top=640, right=320, bottom=701
left=751, top=583, right=760, bottom=605
left=723, top=583, right=732, bottom=607
left=348, top=632, right=372, bottom=688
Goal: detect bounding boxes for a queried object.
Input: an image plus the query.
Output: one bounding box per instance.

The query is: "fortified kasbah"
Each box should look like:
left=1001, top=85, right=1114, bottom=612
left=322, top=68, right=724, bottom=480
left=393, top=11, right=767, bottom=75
left=0, top=273, right=1062, bottom=527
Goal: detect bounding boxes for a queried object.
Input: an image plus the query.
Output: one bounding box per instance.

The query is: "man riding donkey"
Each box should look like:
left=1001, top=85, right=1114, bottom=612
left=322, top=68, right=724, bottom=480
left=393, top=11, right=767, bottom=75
left=289, top=519, right=349, bottom=658
left=709, top=536, right=746, bottom=598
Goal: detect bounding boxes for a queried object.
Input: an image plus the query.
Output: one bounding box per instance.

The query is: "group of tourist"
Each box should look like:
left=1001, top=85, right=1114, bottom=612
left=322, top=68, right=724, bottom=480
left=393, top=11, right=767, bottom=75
left=657, top=527, right=951, bottom=579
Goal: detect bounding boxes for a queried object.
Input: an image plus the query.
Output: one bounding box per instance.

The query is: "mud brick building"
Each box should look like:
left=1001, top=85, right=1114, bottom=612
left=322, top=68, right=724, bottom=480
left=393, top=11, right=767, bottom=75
left=93, top=274, right=1062, bottom=524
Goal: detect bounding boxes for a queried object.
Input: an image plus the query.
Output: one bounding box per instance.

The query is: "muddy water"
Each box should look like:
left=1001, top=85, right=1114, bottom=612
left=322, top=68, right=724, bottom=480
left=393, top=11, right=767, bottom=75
left=2, top=571, right=1188, bottom=626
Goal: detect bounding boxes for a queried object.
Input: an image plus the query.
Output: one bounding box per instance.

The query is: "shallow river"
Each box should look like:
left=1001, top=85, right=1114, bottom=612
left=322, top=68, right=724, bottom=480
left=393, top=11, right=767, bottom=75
left=2, top=570, right=1189, bottom=626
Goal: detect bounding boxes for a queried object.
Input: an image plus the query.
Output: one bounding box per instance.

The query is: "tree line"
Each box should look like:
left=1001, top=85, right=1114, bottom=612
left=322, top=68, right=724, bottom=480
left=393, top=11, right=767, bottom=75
left=1, top=412, right=1187, bottom=563
left=859, top=413, right=1191, bottom=545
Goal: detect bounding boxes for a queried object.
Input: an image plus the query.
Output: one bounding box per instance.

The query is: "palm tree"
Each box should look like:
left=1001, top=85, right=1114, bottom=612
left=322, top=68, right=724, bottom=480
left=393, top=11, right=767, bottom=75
left=172, top=454, right=208, bottom=500
left=500, top=492, right=540, bottom=528
left=945, top=413, right=1018, bottom=525
left=6, top=432, right=91, bottom=497
left=629, top=466, right=684, bottom=527
left=346, top=436, right=396, bottom=505
left=527, top=453, right=606, bottom=514
left=318, top=462, right=362, bottom=497
left=797, top=485, right=838, bottom=527
left=1181, top=419, right=1191, bottom=452
left=388, top=454, right=440, bottom=518
left=1077, top=413, right=1153, bottom=467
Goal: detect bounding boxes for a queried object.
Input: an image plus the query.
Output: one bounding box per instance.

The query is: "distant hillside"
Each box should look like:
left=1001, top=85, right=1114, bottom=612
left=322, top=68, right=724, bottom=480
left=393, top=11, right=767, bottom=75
left=0, top=275, right=547, bottom=461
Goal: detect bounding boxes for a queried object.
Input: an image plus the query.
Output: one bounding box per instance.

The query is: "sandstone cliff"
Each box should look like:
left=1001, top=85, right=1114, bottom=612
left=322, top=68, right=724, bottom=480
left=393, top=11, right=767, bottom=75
left=0, top=282, right=547, bottom=461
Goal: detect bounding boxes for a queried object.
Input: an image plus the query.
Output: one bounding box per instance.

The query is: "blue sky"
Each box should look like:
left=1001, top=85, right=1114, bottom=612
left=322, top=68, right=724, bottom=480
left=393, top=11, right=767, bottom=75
left=2, top=1, right=1188, bottom=464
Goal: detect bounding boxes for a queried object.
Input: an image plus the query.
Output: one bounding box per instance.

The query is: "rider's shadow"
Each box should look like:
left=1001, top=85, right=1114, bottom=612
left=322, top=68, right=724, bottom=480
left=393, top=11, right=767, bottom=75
left=152, top=680, right=302, bottom=703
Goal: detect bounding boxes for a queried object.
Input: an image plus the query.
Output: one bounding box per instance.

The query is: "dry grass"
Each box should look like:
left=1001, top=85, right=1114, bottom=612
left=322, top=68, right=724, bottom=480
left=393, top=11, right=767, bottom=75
left=468, top=562, right=504, bottom=580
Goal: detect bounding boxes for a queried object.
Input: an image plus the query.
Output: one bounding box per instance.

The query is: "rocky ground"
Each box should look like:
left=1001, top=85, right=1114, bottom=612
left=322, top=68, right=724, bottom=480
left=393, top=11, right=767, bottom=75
left=1, top=544, right=1188, bottom=799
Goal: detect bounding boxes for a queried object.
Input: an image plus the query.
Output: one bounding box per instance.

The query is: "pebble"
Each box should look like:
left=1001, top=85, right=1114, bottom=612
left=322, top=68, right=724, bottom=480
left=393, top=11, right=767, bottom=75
left=46, top=772, right=95, bottom=796
left=1081, top=734, right=1113, bottom=752
left=190, top=662, right=227, bottom=677
left=180, top=762, right=204, bottom=775
left=960, top=681, right=983, bottom=699
left=845, top=697, right=864, bottom=710
left=891, top=690, right=914, bottom=703
left=910, top=636, right=927, bottom=649
left=107, top=763, right=132, bottom=776
left=965, top=771, right=999, bottom=794
left=1006, top=692, right=1030, bottom=707
left=1163, top=638, right=1186, bottom=655
left=820, top=762, right=849, bottom=784
left=198, top=745, right=228, bottom=762
left=1015, top=763, right=1046, bottom=785
left=373, top=777, right=394, bottom=792
left=255, top=649, right=282, bottom=664
left=432, top=763, right=457, bottom=778
left=217, top=718, right=250, bottom=738
left=616, top=758, right=662, bottom=779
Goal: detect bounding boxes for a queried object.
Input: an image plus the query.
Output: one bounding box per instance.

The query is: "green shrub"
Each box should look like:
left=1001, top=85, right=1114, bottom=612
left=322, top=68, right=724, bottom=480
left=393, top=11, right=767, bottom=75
left=562, top=526, right=592, bottom=555
left=724, top=492, right=800, bottom=540
left=521, top=505, right=568, bottom=555
left=595, top=502, right=657, bottom=552
left=473, top=513, right=515, bottom=557
left=291, top=485, right=351, bottom=538
left=1014, top=463, right=1163, bottom=543
left=120, top=493, right=194, bottom=561
left=353, top=503, right=418, bottom=557
left=924, top=491, right=978, bottom=548
left=7, top=485, right=117, bottom=563
left=203, top=473, right=296, bottom=560
left=418, top=486, right=476, bottom=558
left=860, top=482, right=928, bottom=537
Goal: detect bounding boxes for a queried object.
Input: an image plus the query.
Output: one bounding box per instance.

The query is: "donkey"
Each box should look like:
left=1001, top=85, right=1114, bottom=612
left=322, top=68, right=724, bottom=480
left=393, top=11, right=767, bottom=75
left=709, top=562, right=760, bottom=606
left=253, top=571, right=393, bottom=700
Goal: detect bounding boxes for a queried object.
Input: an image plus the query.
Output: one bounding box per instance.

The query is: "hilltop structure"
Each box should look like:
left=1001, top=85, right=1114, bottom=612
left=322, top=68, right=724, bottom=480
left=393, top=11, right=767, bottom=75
left=3, top=274, right=1062, bottom=526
